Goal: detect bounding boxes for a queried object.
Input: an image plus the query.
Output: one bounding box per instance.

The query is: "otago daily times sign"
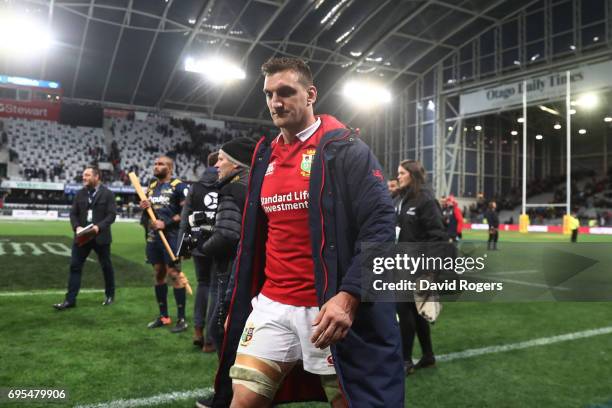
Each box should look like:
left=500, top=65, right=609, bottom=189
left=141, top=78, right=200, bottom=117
left=459, top=60, right=612, bottom=115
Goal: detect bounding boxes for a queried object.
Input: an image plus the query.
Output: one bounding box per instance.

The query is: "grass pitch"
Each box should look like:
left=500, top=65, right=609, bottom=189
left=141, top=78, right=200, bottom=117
left=0, top=220, right=611, bottom=407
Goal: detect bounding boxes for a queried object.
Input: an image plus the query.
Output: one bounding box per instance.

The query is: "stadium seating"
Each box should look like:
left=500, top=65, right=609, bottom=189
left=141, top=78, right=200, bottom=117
left=4, top=118, right=105, bottom=183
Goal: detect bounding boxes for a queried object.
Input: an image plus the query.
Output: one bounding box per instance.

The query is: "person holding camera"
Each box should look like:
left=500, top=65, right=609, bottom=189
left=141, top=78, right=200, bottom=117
left=178, top=152, right=219, bottom=352
left=197, top=137, right=257, bottom=354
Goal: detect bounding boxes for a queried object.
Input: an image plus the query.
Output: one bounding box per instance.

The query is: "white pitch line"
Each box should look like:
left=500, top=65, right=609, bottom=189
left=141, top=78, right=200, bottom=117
left=72, top=327, right=612, bottom=408
left=478, top=275, right=570, bottom=291
left=489, top=269, right=539, bottom=276
left=0, top=289, right=103, bottom=297
left=437, top=326, right=612, bottom=362
left=74, top=388, right=213, bottom=408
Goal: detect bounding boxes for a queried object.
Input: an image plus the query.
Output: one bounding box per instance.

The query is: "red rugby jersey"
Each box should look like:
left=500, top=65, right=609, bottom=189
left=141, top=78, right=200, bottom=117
left=260, top=115, right=346, bottom=306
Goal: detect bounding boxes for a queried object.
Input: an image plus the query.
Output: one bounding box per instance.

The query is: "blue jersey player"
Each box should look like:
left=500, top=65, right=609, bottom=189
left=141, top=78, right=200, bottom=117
left=139, top=156, right=190, bottom=333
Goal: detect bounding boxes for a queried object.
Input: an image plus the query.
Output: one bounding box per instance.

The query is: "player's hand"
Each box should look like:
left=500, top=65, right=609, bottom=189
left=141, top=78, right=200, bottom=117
left=92, top=225, right=100, bottom=234
left=224, top=316, right=228, bottom=332
left=75, top=226, right=84, bottom=234
left=311, top=291, right=359, bottom=349
left=152, top=220, right=165, bottom=230
left=139, top=199, right=151, bottom=210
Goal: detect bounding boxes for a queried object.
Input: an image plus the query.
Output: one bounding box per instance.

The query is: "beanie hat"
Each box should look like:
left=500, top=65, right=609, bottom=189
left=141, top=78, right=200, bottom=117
left=220, top=137, right=257, bottom=168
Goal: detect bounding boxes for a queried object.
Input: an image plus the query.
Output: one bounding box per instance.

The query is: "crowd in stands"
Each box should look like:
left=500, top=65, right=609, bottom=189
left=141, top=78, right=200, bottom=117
left=463, top=169, right=612, bottom=226
left=0, top=114, right=272, bottom=187
left=2, top=115, right=611, bottom=227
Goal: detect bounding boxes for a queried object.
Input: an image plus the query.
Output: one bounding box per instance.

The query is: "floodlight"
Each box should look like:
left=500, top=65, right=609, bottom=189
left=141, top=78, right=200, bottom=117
left=0, top=12, right=52, bottom=55
left=604, top=117, right=612, bottom=123
left=517, top=117, right=524, bottom=123
left=185, top=57, right=246, bottom=83
left=448, top=126, right=453, bottom=131
left=511, top=130, right=518, bottom=136
left=578, top=129, right=587, bottom=135
left=535, top=134, right=543, bottom=140
left=554, top=123, right=562, bottom=130
left=474, top=125, right=482, bottom=131
left=575, top=93, right=598, bottom=109
left=539, top=105, right=560, bottom=115
left=342, top=81, right=391, bottom=108
left=569, top=109, right=576, bottom=115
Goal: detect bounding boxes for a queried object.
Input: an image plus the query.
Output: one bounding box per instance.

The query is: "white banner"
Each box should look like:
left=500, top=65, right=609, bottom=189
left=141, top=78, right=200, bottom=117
left=1, top=180, right=65, bottom=191
left=459, top=60, right=612, bottom=115
left=588, top=227, right=612, bottom=235
left=12, top=210, right=59, bottom=220
left=527, top=225, right=549, bottom=232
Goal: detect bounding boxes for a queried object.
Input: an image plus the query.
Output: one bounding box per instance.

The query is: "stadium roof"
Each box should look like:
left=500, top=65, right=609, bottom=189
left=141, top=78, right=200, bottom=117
left=4, top=0, right=539, bottom=122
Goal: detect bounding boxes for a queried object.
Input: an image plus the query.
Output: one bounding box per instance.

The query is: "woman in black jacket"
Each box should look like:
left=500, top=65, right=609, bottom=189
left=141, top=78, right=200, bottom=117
left=395, top=159, right=448, bottom=374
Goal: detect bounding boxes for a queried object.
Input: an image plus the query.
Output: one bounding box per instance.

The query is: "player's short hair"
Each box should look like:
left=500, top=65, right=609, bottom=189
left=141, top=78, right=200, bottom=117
left=261, top=57, right=313, bottom=88
left=84, top=165, right=100, bottom=177
left=208, top=151, right=219, bottom=167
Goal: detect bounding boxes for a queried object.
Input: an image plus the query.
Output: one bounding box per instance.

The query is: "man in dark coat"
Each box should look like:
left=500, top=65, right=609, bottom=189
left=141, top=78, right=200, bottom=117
left=485, top=201, right=499, bottom=250
left=209, top=57, right=404, bottom=408
left=179, top=152, right=219, bottom=352
left=54, top=166, right=117, bottom=310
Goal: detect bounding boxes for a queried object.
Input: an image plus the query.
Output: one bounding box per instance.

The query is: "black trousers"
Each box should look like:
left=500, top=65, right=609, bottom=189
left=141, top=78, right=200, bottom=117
left=571, top=229, right=578, bottom=242
left=396, top=301, right=433, bottom=362
left=488, top=228, right=499, bottom=249
left=193, top=255, right=214, bottom=344
left=66, top=240, right=115, bottom=304
left=210, top=258, right=231, bottom=355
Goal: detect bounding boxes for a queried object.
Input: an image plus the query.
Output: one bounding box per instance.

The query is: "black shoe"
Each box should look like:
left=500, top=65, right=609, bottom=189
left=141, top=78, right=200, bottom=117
left=102, top=297, right=114, bottom=306
left=404, top=360, right=415, bottom=376
left=415, top=354, right=436, bottom=369
left=148, top=316, right=172, bottom=329
left=193, top=336, right=204, bottom=347
left=53, top=300, right=75, bottom=311
left=195, top=396, right=213, bottom=408
left=171, top=318, right=188, bottom=333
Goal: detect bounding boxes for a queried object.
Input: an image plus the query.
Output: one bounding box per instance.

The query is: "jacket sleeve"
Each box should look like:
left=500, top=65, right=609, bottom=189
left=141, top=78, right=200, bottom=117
left=199, top=193, right=242, bottom=258
left=96, top=189, right=117, bottom=232
left=69, top=192, right=80, bottom=232
left=454, top=205, right=463, bottom=233
left=418, top=198, right=448, bottom=242
left=178, top=187, right=193, bottom=241
left=338, top=140, right=396, bottom=297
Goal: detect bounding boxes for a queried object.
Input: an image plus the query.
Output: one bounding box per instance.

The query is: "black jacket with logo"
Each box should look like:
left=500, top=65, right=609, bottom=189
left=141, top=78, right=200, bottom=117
left=396, top=186, right=448, bottom=243
left=69, top=185, right=116, bottom=245
left=178, top=167, right=219, bottom=257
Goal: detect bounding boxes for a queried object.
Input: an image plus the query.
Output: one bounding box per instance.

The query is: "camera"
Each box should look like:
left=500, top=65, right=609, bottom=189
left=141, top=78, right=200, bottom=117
left=176, top=210, right=215, bottom=257
left=176, top=225, right=213, bottom=258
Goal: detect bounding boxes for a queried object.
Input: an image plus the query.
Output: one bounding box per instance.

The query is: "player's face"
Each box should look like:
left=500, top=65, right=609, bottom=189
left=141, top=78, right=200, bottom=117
left=153, top=158, right=171, bottom=179
left=215, top=151, right=238, bottom=180
left=397, top=166, right=411, bottom=189
left=82, top=168, right=99, bottom=188
left=263, top=70, right=317, bottom=133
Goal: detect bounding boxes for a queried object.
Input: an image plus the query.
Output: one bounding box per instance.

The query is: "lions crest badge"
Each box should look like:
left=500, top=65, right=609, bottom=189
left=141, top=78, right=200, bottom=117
left=300, top=149, right=316, bottom=177
left=240, top=322, right=255, bottom=346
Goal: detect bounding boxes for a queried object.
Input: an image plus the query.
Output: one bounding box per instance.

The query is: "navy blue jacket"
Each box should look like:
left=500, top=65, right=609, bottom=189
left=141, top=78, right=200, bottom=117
left=213, top=120, right=405, bottom=407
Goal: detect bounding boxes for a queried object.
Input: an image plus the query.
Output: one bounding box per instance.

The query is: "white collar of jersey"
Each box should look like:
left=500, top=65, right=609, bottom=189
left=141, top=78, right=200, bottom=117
left=296, top=116, right=321, bottom=142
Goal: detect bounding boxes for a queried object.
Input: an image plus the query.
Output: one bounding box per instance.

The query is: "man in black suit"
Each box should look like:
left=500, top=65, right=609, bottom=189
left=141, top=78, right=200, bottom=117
left=54, top=166, right=117, bottom=310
